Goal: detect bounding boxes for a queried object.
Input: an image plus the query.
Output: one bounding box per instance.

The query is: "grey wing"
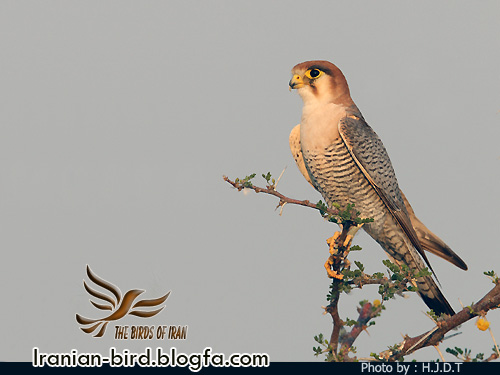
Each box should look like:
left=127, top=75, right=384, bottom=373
left=338, top=116, right=437, bottom=275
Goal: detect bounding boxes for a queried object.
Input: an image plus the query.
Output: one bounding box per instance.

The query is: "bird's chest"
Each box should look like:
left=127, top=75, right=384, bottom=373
left=299, top=102, right=345, bottom=152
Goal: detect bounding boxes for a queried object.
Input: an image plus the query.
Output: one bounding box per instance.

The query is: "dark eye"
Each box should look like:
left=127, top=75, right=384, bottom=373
left=309, top=69, right=320, bottom=78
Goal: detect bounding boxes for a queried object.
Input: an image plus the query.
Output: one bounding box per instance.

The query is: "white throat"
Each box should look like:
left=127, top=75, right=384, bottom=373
left=300, top=98, right=346, bottom=151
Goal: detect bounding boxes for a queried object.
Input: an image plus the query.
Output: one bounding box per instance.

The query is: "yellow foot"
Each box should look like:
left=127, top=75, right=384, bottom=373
left=324, top=259, right=344, bottom=279
left=326, top=231, right=341, bottom=254
left=326, top=232, right=354, bottom=254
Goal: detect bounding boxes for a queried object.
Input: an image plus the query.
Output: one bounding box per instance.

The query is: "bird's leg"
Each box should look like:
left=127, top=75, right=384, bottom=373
left=325, top=230, right=346, bottom=280
left=343, top=223, right=363, bottom=249
left=325, top=231, right=343, bottom=279
left=324, top=224, right=364, bottom=279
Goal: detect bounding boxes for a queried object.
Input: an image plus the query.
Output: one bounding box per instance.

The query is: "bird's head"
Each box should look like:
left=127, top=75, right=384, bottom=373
left=289, top=60, right=353, bottom=106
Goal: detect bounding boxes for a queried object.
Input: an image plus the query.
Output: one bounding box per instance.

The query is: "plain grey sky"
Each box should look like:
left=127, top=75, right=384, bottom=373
left=1, top=0, right=499, bottom=362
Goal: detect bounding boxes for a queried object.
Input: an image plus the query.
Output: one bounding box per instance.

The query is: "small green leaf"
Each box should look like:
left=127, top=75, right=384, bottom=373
left=354, top=261, right=364, bottom=272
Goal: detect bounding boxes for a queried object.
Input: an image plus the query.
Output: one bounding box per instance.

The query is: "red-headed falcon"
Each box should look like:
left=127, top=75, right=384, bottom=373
left=288, top=60, right=467, bottom=315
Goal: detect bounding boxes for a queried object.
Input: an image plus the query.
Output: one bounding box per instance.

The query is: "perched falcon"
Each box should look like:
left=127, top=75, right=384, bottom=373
left=288, top=60, right=467, bottom=316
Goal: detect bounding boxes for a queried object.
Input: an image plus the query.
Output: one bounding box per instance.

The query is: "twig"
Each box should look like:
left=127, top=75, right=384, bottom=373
left=339, top=302, right=383, bottom=358
left=223, top=175, right=340, bottom=217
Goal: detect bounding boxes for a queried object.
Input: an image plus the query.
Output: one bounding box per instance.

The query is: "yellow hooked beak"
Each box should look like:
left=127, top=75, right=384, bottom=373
left=289, top=74, right=305, bottom=90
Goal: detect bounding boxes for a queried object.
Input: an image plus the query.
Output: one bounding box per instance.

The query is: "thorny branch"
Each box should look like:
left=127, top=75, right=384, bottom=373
left=224, top=174, right=500, bottom=361
left=223, top=175, right=340, bottom=218
left=383, top=282, right=500, bottom=361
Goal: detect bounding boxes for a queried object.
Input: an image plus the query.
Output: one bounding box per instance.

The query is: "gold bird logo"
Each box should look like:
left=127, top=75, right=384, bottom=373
left=76, top=265, right=170, bottom=337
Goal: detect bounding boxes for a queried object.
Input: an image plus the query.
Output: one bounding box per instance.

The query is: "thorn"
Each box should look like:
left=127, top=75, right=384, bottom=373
left=434, top=345, right=445, bottom=362
left=274, top=166, right=287, bottom=190
left=489, top=328, right=500, bottom=356
left=361, top=325, right=371, bottom=336
left=442, top=332, right=462, bottom=341
left=423, top=311, right=438, bottom=324
left=279, top=202, right=287, bottom=216
left=407, top=326, right=439, bottom=353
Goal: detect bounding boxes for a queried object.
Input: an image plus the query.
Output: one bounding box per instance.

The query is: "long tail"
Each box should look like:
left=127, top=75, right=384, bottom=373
left=366, top=216, right=456, bottom=316
left=418, top=283, right=455, bottom=316
left=387, top=249, right=455, bottom=316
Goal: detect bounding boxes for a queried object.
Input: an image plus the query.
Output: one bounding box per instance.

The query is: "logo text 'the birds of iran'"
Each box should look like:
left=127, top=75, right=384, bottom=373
left=76, top=266, right=187, bottom=340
